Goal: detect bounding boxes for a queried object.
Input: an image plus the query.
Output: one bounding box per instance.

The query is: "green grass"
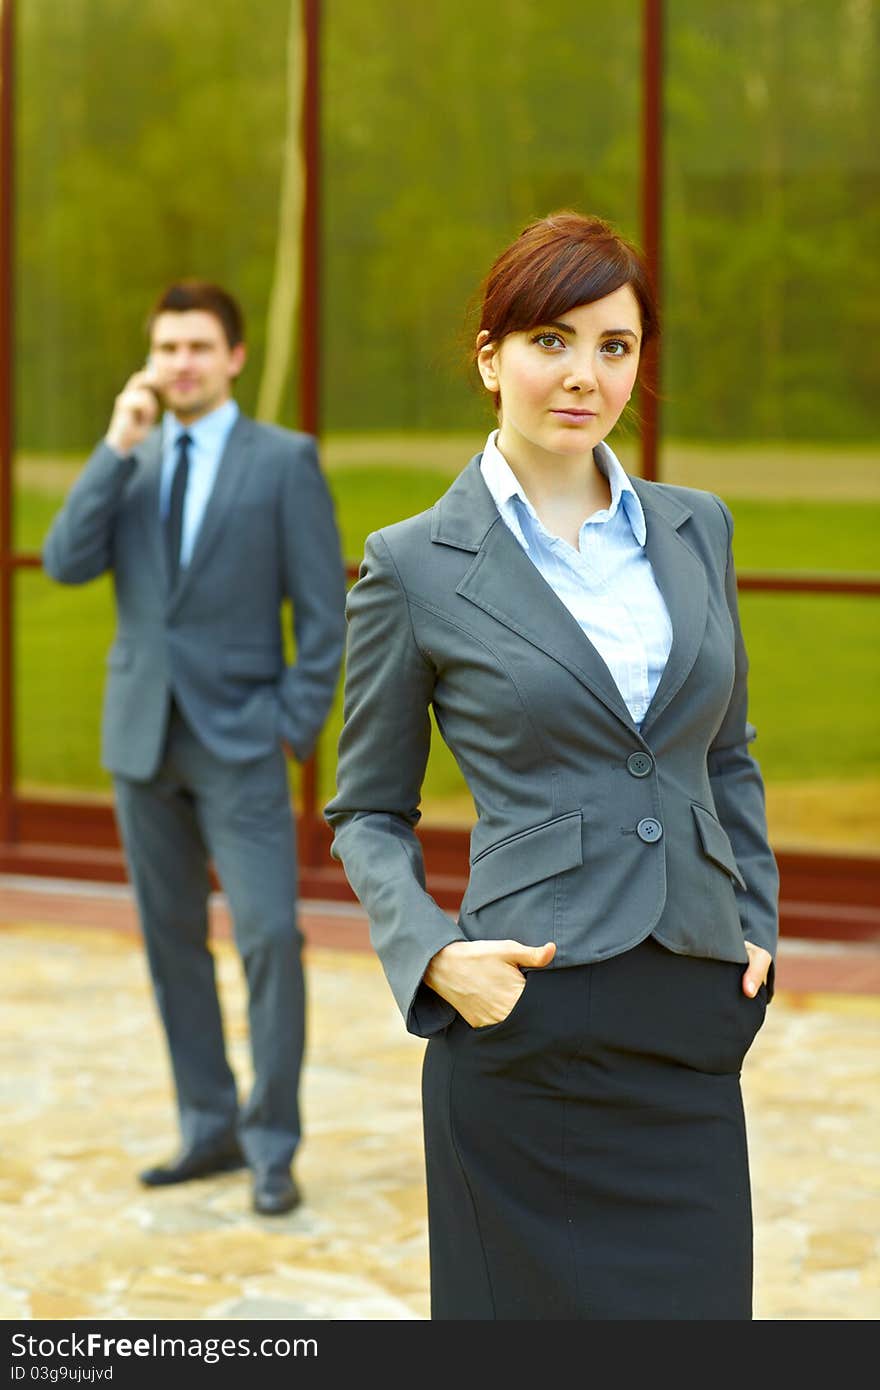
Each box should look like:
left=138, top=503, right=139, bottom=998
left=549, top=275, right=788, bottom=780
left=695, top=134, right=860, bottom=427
left=15, top=472, right=880, bottom=806
left=328, top=469, right=459, bottom=566
left=15, top=489, right=63, bottom=554
left=737, top=593, right=879, bottom=781
left=723, top=500, right=880, bottom=574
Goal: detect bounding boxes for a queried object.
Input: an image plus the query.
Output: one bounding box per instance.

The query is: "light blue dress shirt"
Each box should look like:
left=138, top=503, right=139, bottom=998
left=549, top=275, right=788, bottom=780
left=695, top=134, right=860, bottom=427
left=160, top=398, right=239, bottom=570
left=479, top=430, right=673, bottom=727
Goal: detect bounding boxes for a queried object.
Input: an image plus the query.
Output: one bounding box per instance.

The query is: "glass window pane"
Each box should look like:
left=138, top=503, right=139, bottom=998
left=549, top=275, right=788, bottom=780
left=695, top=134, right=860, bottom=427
left=662, top=0, right=880, bottom=503
left=323, top=0, right=642, bottom=435
left=322, top=0, right=643, bottom=824
left=14, top=0, right=298, bottom=450
left=16, top=454, right=87, bottom=555
left=741, top=591, right=880, bottom=854
left=14, top=0, right=306, bottom=797
left=15, top=568, right=115, bottom=798
left=15, top=0, right=302, bottom=532
left=663, top=0, right=880, bottom=851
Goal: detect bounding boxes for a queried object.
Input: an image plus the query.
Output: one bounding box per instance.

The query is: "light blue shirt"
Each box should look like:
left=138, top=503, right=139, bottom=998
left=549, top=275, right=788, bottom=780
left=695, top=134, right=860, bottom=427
left=160, top=398, right=239, bottom=569
left=479, top=430, right=672, bottom=727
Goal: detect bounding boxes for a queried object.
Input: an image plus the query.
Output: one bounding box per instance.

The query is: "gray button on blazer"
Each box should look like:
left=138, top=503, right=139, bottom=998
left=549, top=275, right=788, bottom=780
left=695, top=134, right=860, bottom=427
left=325, top=455, right=779, bottom=1038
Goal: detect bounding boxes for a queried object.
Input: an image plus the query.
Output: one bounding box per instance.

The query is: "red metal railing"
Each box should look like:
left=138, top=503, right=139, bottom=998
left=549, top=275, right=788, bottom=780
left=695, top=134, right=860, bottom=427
left=0, top=0, right=15, bottom=847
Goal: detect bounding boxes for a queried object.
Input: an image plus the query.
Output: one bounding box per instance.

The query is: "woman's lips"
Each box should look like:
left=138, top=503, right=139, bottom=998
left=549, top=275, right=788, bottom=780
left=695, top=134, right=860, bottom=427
left=551, top=409, right=597, bottom=422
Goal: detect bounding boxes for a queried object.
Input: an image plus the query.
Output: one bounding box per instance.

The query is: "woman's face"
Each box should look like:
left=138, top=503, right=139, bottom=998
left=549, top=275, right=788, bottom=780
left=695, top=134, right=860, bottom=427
left=476, top=284, right=642, bottom=467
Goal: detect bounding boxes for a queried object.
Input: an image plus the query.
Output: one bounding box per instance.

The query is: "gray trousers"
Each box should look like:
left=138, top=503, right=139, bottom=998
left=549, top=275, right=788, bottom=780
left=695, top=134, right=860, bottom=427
left=113, top=702, right=304, bottom=1174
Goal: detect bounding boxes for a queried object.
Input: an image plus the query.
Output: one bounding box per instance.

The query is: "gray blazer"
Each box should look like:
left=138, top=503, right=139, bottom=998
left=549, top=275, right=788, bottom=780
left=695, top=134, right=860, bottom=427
left=43, top=415, right=347, bottom=779
left=325, top=455, right=779, bottom=1038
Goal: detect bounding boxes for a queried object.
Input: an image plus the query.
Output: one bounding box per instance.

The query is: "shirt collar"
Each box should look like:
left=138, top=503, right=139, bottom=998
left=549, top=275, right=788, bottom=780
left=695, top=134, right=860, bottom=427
left=164, top=397, right=239, bottom=453
left=592, top=438, right=646, bottom=545
left=479, top=429, right=646, bottom=547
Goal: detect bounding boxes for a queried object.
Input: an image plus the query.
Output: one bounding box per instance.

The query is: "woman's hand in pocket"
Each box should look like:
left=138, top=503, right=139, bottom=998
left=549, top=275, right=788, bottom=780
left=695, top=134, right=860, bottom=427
left=742, top=940, right=772, bottom=997
left=424, top=938, right=556, bottom=1028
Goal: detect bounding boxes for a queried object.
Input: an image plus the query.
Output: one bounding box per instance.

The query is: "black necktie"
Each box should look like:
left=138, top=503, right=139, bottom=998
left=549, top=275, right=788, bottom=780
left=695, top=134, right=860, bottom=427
left=166, top=431, right=192, bottom=585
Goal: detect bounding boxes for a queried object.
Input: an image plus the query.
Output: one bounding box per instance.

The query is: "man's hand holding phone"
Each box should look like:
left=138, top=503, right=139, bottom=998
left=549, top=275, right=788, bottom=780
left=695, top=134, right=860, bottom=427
left=105, top=362, right=164, bottom=456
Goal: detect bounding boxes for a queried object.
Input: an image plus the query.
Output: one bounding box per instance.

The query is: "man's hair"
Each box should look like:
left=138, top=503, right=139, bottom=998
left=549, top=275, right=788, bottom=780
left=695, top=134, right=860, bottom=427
left=146, top=280, right=245, bottom=349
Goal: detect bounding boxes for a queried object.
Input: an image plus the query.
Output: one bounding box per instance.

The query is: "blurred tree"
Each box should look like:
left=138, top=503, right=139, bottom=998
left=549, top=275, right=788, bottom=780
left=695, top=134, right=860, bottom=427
left=321, top=0, right=640, bottom=431
left=16, top=0, right=292, bottom=449
left=663, top=0, right=880, bottom=440
left=14, top=0, right=880, bottom=448
left=256, top=0, right=304, bottom=424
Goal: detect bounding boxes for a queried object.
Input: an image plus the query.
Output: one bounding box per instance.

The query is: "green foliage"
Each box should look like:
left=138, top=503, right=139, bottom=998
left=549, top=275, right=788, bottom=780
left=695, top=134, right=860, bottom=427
left=320, top=0, right=641, bottom=431
left=663, top=0, right=880, bottom=439
left=16, top=0, right=295, bottom=448
left=16, top=0, right=880, bottom=449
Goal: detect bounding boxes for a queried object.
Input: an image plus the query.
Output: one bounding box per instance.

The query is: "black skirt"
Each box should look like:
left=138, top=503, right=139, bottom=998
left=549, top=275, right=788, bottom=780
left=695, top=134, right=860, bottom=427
left=421, top=934, right=768, bottom=1320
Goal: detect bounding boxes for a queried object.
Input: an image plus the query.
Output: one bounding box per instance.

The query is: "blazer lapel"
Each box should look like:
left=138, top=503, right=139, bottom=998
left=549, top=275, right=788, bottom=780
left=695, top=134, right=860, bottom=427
left=632, top=479, right=708, bottom=736
left=435, top=460, right=713, bottom=738
left=437, top=459, right=637, bottom=731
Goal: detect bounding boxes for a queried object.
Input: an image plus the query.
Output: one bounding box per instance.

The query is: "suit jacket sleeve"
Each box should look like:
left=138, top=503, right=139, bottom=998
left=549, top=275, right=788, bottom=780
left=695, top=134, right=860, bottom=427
left=325, top=530, right=465, bottom=1036
left=277, top=437, right=348, bottom=761
left=708, top=496, right=780, bottom=989
left=41, top=442, right=136, bottom=584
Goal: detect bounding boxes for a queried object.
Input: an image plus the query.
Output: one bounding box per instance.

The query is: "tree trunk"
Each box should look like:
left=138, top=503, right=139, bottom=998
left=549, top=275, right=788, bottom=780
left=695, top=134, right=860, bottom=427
left=256, top=0, right=304, bottom=424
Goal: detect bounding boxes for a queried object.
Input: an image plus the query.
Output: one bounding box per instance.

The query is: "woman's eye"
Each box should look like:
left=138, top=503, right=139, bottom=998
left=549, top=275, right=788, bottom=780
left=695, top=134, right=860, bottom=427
left=602, top=339, right=630, bottom=357
left=533, top=332, right=563, bottom=349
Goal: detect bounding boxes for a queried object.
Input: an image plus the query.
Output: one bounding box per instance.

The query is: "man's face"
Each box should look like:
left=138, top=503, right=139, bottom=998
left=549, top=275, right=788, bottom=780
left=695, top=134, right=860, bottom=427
left=148, top=310, right=246, bottom=423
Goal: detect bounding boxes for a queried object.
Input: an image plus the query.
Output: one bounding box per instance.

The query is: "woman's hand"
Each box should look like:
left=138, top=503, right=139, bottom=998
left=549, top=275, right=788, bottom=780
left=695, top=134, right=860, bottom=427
left=424, top=938, right=557, bottom=1028
left=742, top=940, right=772, bottom=998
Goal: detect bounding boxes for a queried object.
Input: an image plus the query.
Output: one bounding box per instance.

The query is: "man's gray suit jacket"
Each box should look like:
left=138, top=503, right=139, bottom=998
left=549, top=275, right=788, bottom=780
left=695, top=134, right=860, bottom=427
left=43, top=414, right=347, bottom=779
left=325, top=456, right=780, bottom=1038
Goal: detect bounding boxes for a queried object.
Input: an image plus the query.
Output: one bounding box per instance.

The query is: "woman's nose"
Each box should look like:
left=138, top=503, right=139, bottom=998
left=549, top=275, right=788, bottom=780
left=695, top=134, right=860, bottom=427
left=562, top=354, right=597, bottom=392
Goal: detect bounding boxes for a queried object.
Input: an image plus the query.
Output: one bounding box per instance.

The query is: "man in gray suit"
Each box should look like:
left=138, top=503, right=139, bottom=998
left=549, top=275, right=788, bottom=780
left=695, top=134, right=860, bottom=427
left=43, top=281, right=347, bottom=1215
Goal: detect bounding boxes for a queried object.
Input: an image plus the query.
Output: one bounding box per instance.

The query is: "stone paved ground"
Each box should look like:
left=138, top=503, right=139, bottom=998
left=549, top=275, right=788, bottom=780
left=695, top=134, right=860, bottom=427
left=0, top=878, right=878, bottom=1321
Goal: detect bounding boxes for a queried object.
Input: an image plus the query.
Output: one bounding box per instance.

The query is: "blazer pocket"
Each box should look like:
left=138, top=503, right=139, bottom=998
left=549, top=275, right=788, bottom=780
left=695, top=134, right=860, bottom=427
left=221, top=644, right=283, bottom=680
left=467, top=810, right=583, bottom=912
left=692, top=803, right=748, bottom=891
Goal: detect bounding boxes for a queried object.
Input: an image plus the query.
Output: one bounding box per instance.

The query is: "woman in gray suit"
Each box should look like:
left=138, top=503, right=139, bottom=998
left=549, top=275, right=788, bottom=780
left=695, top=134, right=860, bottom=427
left=325, top=212, right=778, bottom=1320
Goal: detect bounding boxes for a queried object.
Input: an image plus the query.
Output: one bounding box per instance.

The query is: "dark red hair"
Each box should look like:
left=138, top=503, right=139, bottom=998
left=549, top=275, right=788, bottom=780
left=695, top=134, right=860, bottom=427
left=475, top=211, right=658, bottom=384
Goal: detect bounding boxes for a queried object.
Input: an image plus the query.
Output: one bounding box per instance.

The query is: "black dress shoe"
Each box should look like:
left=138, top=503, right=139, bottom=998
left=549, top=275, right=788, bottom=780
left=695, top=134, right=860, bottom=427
left=139, top=1138, right=246, bottom=1187
left=252, top=1170, right=301, bottom=1216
